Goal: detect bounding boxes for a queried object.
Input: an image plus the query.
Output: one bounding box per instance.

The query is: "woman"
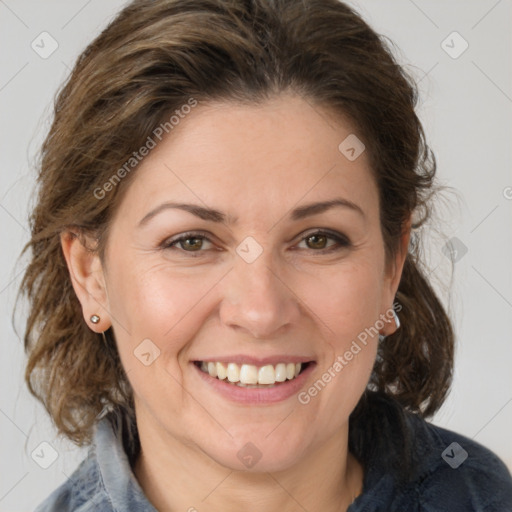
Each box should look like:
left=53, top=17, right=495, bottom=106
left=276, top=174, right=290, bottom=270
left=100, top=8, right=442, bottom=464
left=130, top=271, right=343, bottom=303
left=20, top=0, right=512, bottom=510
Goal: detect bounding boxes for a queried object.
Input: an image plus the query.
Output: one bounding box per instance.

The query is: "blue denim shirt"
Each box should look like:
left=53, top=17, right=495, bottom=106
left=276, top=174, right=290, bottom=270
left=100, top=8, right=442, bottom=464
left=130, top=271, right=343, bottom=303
left=35, top=410, right=512, bottom=511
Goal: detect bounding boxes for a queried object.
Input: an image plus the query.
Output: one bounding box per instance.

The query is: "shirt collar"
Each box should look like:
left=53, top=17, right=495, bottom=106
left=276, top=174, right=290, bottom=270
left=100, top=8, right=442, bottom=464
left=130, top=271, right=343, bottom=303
left=94, top=413, right=157, bottom=511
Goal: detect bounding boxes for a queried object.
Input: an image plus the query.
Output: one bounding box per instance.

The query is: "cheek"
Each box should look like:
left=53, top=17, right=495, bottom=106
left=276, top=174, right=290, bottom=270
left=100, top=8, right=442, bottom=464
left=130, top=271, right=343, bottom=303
left=297, top=257, right=385, bottom=343
left=106, top=264, right=216, bottom=421
left=292, top=259, right=383, bottom=415
left=106, top=261, right=226, bottom=366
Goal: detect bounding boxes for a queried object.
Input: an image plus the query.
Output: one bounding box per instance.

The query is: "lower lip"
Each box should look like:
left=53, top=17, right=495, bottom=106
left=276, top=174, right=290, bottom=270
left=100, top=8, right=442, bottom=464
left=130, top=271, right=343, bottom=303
left=192, top=362, right=316, bottom=404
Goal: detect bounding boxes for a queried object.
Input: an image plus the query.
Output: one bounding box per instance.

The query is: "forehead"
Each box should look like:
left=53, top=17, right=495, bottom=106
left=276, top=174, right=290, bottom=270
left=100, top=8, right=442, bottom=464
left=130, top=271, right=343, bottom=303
left=114, top=94, right=378, bottom=225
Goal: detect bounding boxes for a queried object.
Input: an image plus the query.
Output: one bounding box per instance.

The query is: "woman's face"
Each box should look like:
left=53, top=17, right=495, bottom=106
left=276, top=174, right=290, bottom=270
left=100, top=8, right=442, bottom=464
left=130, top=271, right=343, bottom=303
left=99, top=95, right=405, bottom=471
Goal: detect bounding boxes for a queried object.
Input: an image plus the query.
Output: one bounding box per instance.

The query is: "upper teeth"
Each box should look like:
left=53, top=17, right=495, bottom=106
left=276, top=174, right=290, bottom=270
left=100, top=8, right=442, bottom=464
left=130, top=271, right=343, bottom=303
left=199, top=361, right=302, bottom=385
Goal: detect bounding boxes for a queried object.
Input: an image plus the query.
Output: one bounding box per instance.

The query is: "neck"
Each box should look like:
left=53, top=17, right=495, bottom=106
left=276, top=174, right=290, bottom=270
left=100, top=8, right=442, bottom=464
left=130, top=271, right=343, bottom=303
left=133, top=413, right=363, bottom=512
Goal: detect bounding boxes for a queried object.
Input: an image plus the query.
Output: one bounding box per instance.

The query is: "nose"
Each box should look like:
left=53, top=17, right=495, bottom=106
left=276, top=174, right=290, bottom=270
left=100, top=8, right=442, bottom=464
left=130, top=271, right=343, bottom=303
left=219, top=253, right=302, bottom=339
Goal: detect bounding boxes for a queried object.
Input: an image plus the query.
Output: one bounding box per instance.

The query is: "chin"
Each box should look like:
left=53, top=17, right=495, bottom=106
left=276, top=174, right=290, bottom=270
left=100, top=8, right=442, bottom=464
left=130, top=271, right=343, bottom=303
left=199, top=429, right=311, bottom=473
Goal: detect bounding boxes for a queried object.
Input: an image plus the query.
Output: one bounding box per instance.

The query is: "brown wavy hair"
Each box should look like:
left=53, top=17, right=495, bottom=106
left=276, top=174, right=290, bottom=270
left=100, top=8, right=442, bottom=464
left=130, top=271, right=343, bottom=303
left=19, top=0, right=454, bottom=450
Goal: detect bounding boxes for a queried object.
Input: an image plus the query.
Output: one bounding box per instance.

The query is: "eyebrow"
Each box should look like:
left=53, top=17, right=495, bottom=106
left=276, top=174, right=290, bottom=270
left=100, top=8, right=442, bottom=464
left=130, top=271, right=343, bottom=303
left=138, top=197, right=365, bottom=227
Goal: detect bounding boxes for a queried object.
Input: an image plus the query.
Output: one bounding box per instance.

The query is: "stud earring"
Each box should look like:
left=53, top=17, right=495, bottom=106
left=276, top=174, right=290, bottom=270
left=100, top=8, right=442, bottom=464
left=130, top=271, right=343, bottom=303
left=90, top=314, right=100, bottom=324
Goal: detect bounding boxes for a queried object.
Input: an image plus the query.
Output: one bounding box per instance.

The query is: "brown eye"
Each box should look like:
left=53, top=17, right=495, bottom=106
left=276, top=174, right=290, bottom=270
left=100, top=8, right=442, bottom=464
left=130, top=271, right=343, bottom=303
left=305, top=234, right=329, bottom=250
left=162, top=232, right=214, bottom=254
left=179, top=237, right=204, bottom=251
left=296, top=230, right=351, bottom=252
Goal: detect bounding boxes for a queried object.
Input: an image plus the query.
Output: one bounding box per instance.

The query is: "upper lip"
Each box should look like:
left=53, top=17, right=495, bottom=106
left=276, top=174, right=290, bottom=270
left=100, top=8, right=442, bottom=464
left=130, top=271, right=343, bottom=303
left=193, top=355, right=315, bottom=366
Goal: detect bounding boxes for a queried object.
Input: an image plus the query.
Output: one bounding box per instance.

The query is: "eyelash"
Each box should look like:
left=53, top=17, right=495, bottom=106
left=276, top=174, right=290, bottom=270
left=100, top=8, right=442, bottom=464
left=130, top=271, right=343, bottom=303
left=161, top=229, right=351, bottom=256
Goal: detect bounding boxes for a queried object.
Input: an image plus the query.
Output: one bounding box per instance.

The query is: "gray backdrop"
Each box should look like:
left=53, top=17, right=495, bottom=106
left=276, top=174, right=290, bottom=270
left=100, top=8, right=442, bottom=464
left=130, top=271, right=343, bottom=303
left=1, top=1, right=511, bottom=510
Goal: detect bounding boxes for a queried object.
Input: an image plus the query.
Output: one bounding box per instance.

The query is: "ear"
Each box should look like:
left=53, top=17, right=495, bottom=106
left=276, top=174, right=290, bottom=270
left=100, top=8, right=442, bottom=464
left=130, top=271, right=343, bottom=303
left=380, top=216, right=411, bottom=335
left=60, top=230, right=111, bottom=333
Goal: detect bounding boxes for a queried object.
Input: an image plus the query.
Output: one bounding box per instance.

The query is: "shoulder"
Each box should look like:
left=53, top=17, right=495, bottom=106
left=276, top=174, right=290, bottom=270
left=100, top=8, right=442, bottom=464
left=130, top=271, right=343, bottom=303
left=351, top=393, right=512, bottom=511
left=394, top=414, right=512, bottom=511
left=34, top=448, right=113, bottom=512
left=34, top=412, right=154, bottom=512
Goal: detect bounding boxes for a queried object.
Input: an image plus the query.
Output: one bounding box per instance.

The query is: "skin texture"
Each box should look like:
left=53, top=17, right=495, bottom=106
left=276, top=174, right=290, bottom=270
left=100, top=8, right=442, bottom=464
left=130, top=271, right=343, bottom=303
left=62, top=94, right=409, bottom=512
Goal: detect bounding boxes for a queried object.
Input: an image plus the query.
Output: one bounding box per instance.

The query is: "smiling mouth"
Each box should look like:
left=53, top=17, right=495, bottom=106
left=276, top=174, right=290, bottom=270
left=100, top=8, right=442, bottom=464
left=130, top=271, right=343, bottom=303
left=194, top=361, right=313, bottom=387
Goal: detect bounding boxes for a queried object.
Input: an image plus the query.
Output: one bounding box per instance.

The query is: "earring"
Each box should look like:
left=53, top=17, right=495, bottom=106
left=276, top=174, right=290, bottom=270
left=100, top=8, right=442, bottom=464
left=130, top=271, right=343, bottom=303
left=392, top=310, right=401, bottom=330
left=379, top=310, right=401, bottom=342
left=90, top=314, right=100, bottom=324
